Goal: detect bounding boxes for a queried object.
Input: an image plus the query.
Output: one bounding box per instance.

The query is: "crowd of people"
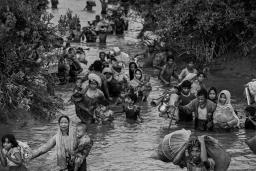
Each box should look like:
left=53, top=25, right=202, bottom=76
left=1, top=43, right=256, bottom=170
left=2, top=0, right=256, bottom=171
left=67, top=0, right=129, bottom=44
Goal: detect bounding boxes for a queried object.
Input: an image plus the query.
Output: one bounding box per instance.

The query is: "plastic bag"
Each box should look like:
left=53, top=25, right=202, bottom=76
left=204, top=136, right=231, bottom=171
left=157, top=129, right=191, bottom=162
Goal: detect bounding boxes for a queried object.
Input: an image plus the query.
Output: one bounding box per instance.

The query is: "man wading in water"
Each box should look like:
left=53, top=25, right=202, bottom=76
left=159, top=55, right=179, bottom=86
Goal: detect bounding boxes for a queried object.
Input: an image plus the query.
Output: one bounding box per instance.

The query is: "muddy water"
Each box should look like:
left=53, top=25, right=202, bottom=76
left=1, top=0, right=256, bottom=170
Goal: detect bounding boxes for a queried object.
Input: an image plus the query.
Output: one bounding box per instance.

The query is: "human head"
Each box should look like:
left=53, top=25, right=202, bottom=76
left=1, top=134, right=18, bottom=151
left=110, top=57, right=118, bottom=67
left=218, top=90, right=231, bottom=106
left=88, top=73, right=102, bottom=89
left=197, top=72, right=206, bottom=83
left=76, top=79, right=82, bottom=87
left=113, top=62, right=123, bottom=73
left=76, top=122, right=87, bottom=138
left=245, top=106, right=256, bottom=117
left=166, top=55, right=175, bottom=66
left=58, top=115, right=70, bottom=133
left=99, top=52, right=106, bottom=61
left=187, top=58, right=195, bottom=69
left=134, top=69, right=143, bottom=80
left=95, top=15, right=100, bottom=21
left=144, top=75, right=150, bottom=82
left=129, top=62, right=137, bottom=72
left=77, top=24, right=81, bottom=31
left=187, top=136, right=201, bottom=164
left=102, top=67, right=113, bottom=80
left=197, top=89, right=208, bottom=106
left=92, top=60, right=103, bottom=72
left=180, top=80, right=192, bottom=95
left=208, top=87, right=217, bottom=102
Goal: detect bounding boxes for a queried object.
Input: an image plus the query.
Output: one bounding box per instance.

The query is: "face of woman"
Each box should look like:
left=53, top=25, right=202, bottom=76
left=2, top=138, right=12, bottom=151
left=99, top=53, right=105, bottom=60
left=59, top=117, right=69, bottom=132
left=209, top=90, right=216, bottom=100
left=130, top=64, right=136, bottom=72
left=89, top=81, right=98, bottom=90
left=135, top=71, right=142, bottom=80
left=219, top=93, right=227, bottom=105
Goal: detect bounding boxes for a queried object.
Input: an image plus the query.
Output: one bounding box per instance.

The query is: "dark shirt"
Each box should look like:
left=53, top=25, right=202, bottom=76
left=107, top=78, right=121, bottom=98
left=245, top=118, right=256, bottom=129
left=123, top=106, right=140, bottom=120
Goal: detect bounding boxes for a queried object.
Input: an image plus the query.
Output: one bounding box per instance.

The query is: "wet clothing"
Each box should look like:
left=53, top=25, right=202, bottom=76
left=115, top=18, right=125, bottom=35
left=245, top=118, right=256, bottom=129
left=2, top=147, right=28, bottom=171
left=213, top=90, right=239, bottom=129
left=160, top=64, right=178, bottom=83
left=106, top=77, right=122, bottom=98
left=76, top=89, right=107, bottom=124
left=179, top=93, right=196, bottom=122
left=69, top=59, right=83, bottom=83
left=123, top=105, right=141, bottom=120
left=32, top=126, right=77, bottom=170
left=179, top=68, right=197, bottom=83
left=180, top=99, right=216, bottom=131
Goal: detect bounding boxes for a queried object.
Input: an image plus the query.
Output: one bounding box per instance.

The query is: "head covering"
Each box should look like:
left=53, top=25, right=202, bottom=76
left=216, top=90, right=240, bottom=127
left=56, top=121, right=77, bottom=169
left=102, top=67, right=113, bottom=74
left=88, top=73, right=102, bottom=87
left=217, top=90, right=231, bottom=107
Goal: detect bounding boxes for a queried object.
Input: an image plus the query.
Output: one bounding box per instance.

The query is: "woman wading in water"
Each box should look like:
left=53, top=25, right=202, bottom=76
left=31, top=116, right=92, bottom=171
left=75, top=73, right=109, bottom=124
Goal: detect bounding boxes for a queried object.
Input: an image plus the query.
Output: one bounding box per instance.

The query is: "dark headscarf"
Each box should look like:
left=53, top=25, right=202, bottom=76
left=129, top=62, right=138, bottom=80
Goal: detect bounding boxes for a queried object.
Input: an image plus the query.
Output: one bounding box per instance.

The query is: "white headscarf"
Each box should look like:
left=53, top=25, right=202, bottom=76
left=88, top=73, right=102, bottom=87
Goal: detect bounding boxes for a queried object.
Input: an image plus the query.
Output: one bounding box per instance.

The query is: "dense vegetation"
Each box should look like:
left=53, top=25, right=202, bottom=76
left=133, top=0, right=256, bottom=64
left=0, top=0, right=63, bottom=122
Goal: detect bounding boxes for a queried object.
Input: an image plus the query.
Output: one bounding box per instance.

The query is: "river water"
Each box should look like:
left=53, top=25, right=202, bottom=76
left=1, top=0, right=256, bottom=170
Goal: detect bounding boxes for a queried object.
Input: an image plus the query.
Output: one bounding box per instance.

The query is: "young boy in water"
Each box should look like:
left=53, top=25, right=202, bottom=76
left=184, top=136, right=215, bottom=171
left=123, top=94, right=143, bottom=122
left=72, top=123, right=93, bottom=171
left=179, top=80, right=196, bottom=122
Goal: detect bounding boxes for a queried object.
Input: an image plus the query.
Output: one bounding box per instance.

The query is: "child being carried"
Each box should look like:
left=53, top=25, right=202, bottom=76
left=71, top=123, right=93, bottom=171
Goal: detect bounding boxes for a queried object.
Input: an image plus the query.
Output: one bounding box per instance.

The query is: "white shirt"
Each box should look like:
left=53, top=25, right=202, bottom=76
left=198, top=106, right=207, bottom=120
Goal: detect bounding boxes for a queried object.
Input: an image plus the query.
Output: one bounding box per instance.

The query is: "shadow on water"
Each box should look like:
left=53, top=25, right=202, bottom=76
left=1, top=0, right=256, bottom=170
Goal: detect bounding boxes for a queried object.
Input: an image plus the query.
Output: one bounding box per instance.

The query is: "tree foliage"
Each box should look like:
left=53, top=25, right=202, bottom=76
left=134, top=0, right=256, bottom=64
left=0, top=0, right=63, bottom=121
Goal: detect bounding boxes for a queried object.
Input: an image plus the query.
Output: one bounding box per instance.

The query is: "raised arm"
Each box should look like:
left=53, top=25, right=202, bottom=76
left=0, top=148, right=7, bottom=167
left=31, top=135, right=56, bottom=159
